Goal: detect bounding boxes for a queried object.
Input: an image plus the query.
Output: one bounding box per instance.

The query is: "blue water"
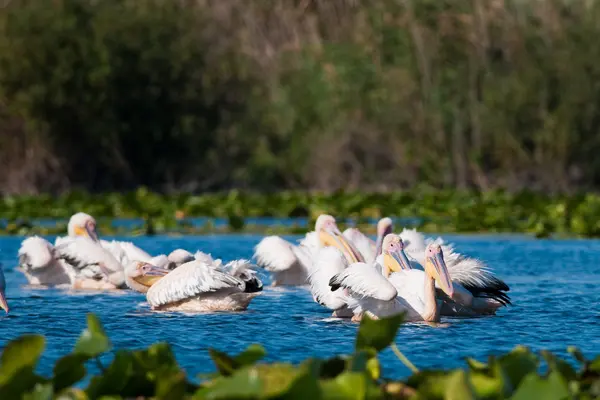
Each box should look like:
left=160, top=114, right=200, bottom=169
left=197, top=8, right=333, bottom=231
left=1, top=233, right=599, bottom=381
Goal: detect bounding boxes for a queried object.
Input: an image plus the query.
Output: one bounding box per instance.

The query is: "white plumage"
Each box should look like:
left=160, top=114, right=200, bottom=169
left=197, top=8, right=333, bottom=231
left=308, top=247, right=349, bottom=311
left=54, top=236, right=125, bottom=288
left=100, top=239, right=152, bottom=265
left=332, top=262, right=442, bottom=322
left=253, top=233, right=318, bottom=286
left=146, top=260, right=246, bottom=308
left=342, top=228, right=377, bottom=264
left=17, top=236, right=74, bottom=286
left=399, top=228, right=511, bottom=306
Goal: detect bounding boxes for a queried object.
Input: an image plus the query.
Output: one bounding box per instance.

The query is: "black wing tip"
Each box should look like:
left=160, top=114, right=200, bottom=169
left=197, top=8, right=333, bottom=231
left=329, top=275, right=342, bottom=292
left=243, top=277, right=264, bottom=293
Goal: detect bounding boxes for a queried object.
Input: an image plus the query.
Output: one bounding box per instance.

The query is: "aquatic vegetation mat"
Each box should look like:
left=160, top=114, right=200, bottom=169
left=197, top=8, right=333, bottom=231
left=0, top=313, right=598, bottom=399
left=2, top=189, right=600, bottom=238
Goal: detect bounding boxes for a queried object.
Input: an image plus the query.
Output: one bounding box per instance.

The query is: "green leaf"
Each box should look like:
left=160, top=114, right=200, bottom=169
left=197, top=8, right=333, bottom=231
left=195, top=367, right=263, bottom=399
left=233, top=344, right=266, bottom=367
left=0, top=335, right=45, bottom=385
left=23, top=383, right=53, bottom=400
left=73, top=314, right=111, bottom=358
left=208, top=345, right=267, bottom=377
left=541, top=351, right=576, bottom=381
left=355, top=314, right=404, bottom=352
left=85, top=351, right=134, bottom=398
left=405, top=370, right=449, bottom=398
left=284, top=359, right=322, bottom=399
left=511, top=371, right=569, bottom=400
left=55, top=388, right=90, bottom=400
left=53, top=354, right=88, bottom=392
left=567, top=346, right=587, bottom=365
left=445, top=370, right=476, bottom=400
left=321, top=371, right=383, bottom=400
left=496, top=346, right=539, bottom=389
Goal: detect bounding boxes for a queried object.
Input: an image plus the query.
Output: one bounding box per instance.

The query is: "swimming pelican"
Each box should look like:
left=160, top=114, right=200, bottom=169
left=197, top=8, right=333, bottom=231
left=17, top=236, right=73, bottom=286
left=330, top=235, right=454, bottom=323
left=399, top=227, right=511, bottom=307
left=125, top=258, right=263, bottom=312
left=61, top=212, right=153, bottom=265
left=0, top=266, right=8, bottom=313
left=253, top=214, right=364, bottom=286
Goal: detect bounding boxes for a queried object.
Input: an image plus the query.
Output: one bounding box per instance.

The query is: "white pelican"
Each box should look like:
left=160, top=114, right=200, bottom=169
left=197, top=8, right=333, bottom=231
left=0, top=266, right=8, bottom=313
left=62, top=212, right=153, bottom=265
left=253, top=214, right=364, bottom=286
left=17, top=236, right=73, bottom=286
left=330, top=235, right=454, bottom=323
left=398, top=227, right=511, bottom=307
left=124, top=258, right=263, bottom=312
left=165, top=249, right=263, bottom=292
left=54, top=236, right=126, bottom=289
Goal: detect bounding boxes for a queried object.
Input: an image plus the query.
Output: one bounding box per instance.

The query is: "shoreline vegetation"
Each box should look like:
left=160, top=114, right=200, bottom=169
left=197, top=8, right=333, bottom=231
left=1, top=313, right=598, bottom=399
left=2, top=189, right=600, bottom=238
left=2, top=1, right=600, bottom=195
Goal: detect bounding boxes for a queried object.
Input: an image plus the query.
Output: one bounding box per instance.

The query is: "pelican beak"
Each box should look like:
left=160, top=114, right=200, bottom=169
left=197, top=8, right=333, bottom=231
left=86, top=224, right=99, bottom=242
left=0, top=290, right=8, bottom=314
left=136, top=264, right=170, bottom=287
left=319, top=226, right=363, bottom=263
left=385, top=248, right=412, bottom=272
left=427, top=252, right=453, bottom=297
left=145, top=265, right=171, bottom=277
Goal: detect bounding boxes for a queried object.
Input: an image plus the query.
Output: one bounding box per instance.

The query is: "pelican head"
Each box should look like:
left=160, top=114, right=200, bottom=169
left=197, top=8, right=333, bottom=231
left=68, top=212, right=99, bottom=242
left=125, top=261, right=170, bottom=293
left=316, top=214, right=363, bottom=263
left=424, top=244, right=453, bottom=297
left=375, top=217, right=394, bottom=256
left=382, top=234, right=412, bottom=275
left=0, top=267, right=8, bottom=314
left=167, top=249, right=195, bottom=268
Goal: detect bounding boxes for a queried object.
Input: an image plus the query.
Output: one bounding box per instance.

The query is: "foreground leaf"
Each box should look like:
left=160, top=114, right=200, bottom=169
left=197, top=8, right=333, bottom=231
left=0, top=335, right=45, bottom=383
left=355, top=314, right=404, bottom=352
left=195, top=367, right=262, bottom=399
left=511, top=371, right=569, bottom=400
left=73, top=314, right=111, bottom=357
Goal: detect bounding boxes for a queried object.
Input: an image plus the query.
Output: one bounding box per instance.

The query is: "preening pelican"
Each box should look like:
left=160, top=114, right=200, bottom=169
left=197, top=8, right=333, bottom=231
left=63, top=212, right=153, bottom=265
left=330, top=235, right=454, bottom=323
left=0, top=266, right=8, bottom=313
left=125, top=258, right=263, bottom=312
left=54, top=236, right=126, bottom=289
left=253, top=214, right=364, bottom=286
left=399, top=228, right=511, bottom=307
left=17, top=236, right=73, bottom=286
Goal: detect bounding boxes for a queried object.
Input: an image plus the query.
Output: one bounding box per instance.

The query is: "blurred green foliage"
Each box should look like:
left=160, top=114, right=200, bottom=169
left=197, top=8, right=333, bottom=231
left=2, top=188, right=600, bottom=237
left=1, top=313, right=599, bottom=399
left=2, top=0, right=600, bottom=194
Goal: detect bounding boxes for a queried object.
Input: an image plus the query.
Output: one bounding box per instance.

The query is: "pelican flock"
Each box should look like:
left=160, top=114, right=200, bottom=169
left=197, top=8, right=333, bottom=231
left=5, top=211, right=511, bottom=324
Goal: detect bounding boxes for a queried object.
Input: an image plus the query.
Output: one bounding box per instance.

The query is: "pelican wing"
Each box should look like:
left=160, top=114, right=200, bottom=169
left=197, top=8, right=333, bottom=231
left=329, top=263, right=397, bottom=302
left=308, top=247, right=348, bottom=310
left=223, top=259, right=263, bottom=293
left=55, top=237, right=123, bottom=279
left=101, top=240, right=152, bottom=264
left=253, top=236, right=298, bottom=272
left=343, top=228, right=376, bottom=263
left=147, top=260, right=245, bottom=308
